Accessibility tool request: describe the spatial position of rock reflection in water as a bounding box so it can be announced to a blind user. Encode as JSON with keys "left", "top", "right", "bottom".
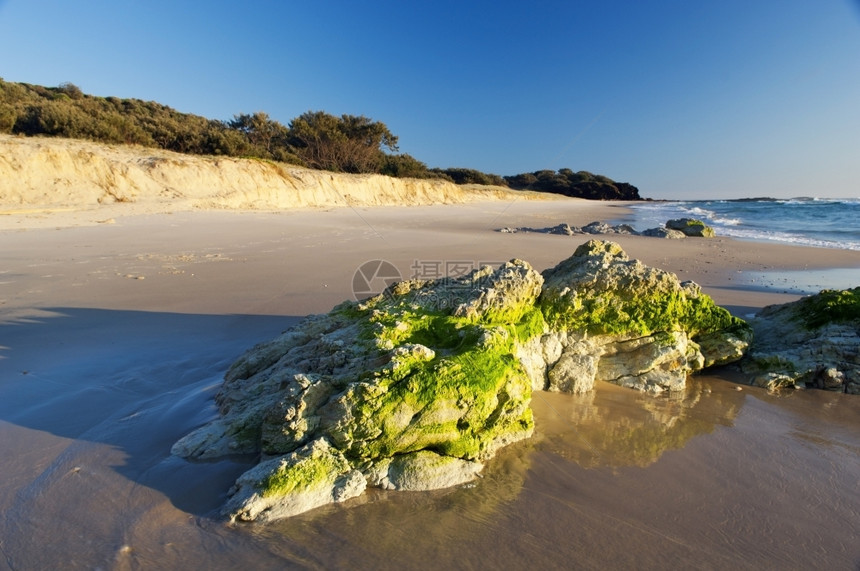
{"left": 532, "top": 375, "right": 745, "bottom": 468}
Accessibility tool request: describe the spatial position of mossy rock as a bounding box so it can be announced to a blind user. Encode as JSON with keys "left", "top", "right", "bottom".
{"left": 742, "top": 288, "right": 860, "bottom": 391}
{"left": 224, "top": 438, "right": 367, "bottom": 522}
{"left": 176, "top": 259, "right": 543, "bottom": 521}
{"left": 540, "top": 239, "right": 745, "bottom": 338}
{"left": 173, "top": 241, "right": 751, "bottom": 521}
{"left": 538, "top": 240, "right": 750, "bottom": 393}
{"left": 666, "top": 218, "right": 715, "bottom": 237}
{"left": 791, "top": 287, "right": 860, "bottom": 329}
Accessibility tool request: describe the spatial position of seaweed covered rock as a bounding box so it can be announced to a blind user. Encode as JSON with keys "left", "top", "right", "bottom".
{"left": 173, "top": 259, "right": 543, "bottom": 521}
{"left": 224, "top": 438, "right": 366, "bottom": 523}
{"left": 536, "top": 240, "right": 751, "bottom": 394}
{"left": 666, "top": 218, "right": 715, "bottom": 238}
{"left": 172, "top": 240, "right": 750, "bottom": 521}
{"left": 742, "top": 288, "right": 860, "bottom": 393}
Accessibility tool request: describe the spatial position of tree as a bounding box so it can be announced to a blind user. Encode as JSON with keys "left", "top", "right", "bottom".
{"left": 57, "top": 82, "right": 84, "bottom": 100}
{"left": 504, "top": 173, "right": 538, "bottom": 188}
{"left": 430, "top": 167, "right": 507, "bottom": 186}
{"left": 227, "top": 111, "right": 288, "bottom": 156}
{"left": 288, "top": 111, "right": 398, "bottom": 173}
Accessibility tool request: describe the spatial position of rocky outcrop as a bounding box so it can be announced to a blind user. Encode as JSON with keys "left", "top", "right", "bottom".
{"left": 499, "top": 221, "right": 638, "bottom": 236}
{"left": 173, "top": 259, "right": 543, "bottom": 521}
{"left": 742, "top": 288, "right": 860, "bottom": 393}
{"left": 666, "top": 218, "right": 716, "bottom": 237}
{"left": 535, "top": 240, "right": 751, "bottom": 394}
{"left": 172, "top": 240, "right": 749, "bottom": 521}
{"left": 498, "top": 219, "right": 713, "bottom": 239}
{"left": 639, "top": 227, "right": 687, "bottom": 239}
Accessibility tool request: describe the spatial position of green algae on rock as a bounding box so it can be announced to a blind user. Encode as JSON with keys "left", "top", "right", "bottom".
{"left": 665, "top": 218, "right": 716, "bottom": 238}
{"left": 172, "top": 240, "right": 750, "bottom": 521}
{"left": 225, "top": 438, "right": 366, "bottom": 522}
{"left": 537, "top": 240, "right": 751, "bottom": 394}
{"left": 742, "top": 288, "right": 860, "bottom": 393}
{"left": 173, "top": 259, "right": 543, "bottom": 521}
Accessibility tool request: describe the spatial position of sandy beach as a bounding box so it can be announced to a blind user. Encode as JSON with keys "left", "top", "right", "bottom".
{"left": 2, "top": 199, "right": 860, "bottom": 569}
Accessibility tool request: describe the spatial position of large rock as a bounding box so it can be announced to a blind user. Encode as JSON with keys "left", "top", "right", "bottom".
{"left": 173, "top": 259, "right": 543, "bottom": 521}
{"left": 172, "top": 240, "right": 750, "bottom": 521}
{"left": 535, "top": 240, "right": 751, "bottom": 394}
{"left": 741, "top": 288, "right": 860, "bottom": 393}
{"left": 666, "top": 218, "right": 715, "bottom": 238}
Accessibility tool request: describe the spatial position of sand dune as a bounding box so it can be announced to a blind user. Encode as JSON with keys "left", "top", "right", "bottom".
{"left": 0, "top": 134, "right": 545, "bottom": 217}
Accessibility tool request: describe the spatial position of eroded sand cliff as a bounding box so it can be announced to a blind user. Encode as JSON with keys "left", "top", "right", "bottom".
{"left": 0, "top": 134, "right": 538, "bottom": 213}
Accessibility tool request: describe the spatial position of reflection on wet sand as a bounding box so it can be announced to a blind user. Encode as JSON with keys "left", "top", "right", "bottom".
{"left": 533, "top": 376, "right": 745, "bottom": 468}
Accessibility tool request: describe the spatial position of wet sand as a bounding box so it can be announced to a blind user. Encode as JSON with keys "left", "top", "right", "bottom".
{"left": 1, "top": 201, "right": 859, "bottom": 569}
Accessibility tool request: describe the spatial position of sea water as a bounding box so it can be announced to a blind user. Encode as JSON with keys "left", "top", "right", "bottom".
{"left": 628, "top": 197, "right": 860, "bottom": 251}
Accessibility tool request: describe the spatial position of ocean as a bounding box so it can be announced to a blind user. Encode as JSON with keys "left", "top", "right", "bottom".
{"left": 627, "top": 197, "right": 860, "bottom": 251}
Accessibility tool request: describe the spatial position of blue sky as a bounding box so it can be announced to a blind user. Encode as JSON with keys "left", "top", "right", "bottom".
{"left": 1, "top": 0, "right": 858, "bottom": 199}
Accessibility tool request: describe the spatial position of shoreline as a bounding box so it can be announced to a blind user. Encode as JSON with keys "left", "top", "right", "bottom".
{"left": 3, "top": 200, "right": 860, "bottom": 317}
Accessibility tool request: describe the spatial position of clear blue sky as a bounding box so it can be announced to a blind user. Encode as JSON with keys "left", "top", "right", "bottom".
{"left": 1, "top": 0, "right": 858, "bottom": 199}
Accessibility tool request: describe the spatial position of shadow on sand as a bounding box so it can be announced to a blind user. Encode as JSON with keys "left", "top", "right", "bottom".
{"left": 0, "top": 307, "right": 299, "bottom": 517}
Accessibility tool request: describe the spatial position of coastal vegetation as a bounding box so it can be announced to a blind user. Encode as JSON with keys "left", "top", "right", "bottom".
{"left": 0, "top": 78, "right": 640, "bottom": 200}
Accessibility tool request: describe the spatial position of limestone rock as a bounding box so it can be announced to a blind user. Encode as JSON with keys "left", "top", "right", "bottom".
{"left": 365, "top": 450, "right": 484, "bottom": 491}
{"left": 741, "top": 288, "right": 860, "bottom": 393}
{"left": 497, "top": 221, "right": 640, "bottom": 237}
{"left": 224, "top": 438, "right": 366, "bottom": 522}
{"left": 174, "top": 259, "right": 543, "bottom": 520}
{"left": 537, "top": 240, "right": 750, "bottom": 394}
{"left": 173, "top": 240, "right": 750, "bottom": 521}
{"left": 580, "top": 220, "right": 637, "bottom": 235}
{"left": 496, "top": 220, "right": 710, "bottom": 239}
{"left": 640, "top": 227, "right": 686, "bottom": 239}
{"left": 666, "top": 218, "right": 715, "bottom": 238}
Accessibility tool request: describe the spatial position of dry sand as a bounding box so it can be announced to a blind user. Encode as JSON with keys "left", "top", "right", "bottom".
{"left": 2, "top": 198, "right": 859, "bottom": 568}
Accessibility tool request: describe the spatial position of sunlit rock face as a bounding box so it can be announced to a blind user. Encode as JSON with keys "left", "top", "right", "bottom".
{"left": 536, "top": 240, "right": 750, "bottom": 394}
{"left": 173, "top": 259, "right": 543, "bottom": 521}
{"left": 172, "top": 240, "right": 750, "bottom": 521}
